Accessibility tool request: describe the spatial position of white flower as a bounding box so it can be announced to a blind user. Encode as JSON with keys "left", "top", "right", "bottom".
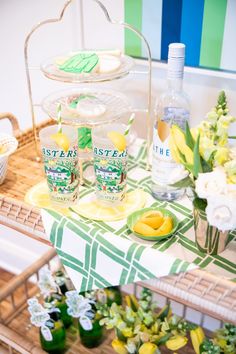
{"left": 27, "top": 298, "right": 50, "bottom": 327}
{"left": 195, "top": 168, "right": 228, "bottom": 199}
{"left": 65, "top": 290, "right": 92, "bottom": 318}
{"left": 206, "top": 194, "right": 236, "bottom": 231}
{"left": 38, "top": 267, "right": 58, "bottom": 297}
{"left": 168, "top": 165, "right": 189, "bottom": 185}
{"left": 125, "top": 340, "right": 137, "bottom": 354}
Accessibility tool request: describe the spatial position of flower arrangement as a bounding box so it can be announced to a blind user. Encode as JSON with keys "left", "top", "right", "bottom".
{"left": 97, "top": 287, "right": 204, "bottom": 353}
{"left": 168, "top": 91, "right": 236, "bottom": 253}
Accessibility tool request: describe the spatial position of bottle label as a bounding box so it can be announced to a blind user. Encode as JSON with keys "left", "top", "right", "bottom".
{"left": 152, "top": 128, "right": 176, "bottom": 185}
{"left": 41, "top": 325, "right": 53, "bottom": 341}
{"left": 80, "top": 316, "right": 93, "bottom": 331}
{"left": 152, "top": 107, "right": 189, "bottom": 185}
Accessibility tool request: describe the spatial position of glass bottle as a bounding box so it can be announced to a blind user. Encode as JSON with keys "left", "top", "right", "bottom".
{"left": 39, "top": 308, "right": 66, "bottom": 354}
{"left": 77, "top": 294, "right": 104, "bottom": 349}
{"left": 45, "top": 292, "right": 72, "bottom": 329}
{"left": 152, "top": 43, "right": 190, "bottom": 201}
{"left": 78, "top": 313, "right": 104, "bottom": 348}
{"left": 54, "top": 270, "right": 73, "bottom": 328}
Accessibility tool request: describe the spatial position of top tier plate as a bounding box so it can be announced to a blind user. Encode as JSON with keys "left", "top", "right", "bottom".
{"left": 40, "top": 51, "right": 135, "bottom": 83}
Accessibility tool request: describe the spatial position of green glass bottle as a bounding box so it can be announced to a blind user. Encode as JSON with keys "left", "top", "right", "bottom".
{"left": 39, "top": 309, "right": 66, "bottom": 354}
{"left": 48, "top": 271, "right": 72, "bottom": 328}
{"left": 78, "top": 313, "right": 104, "bottom": 348}
{"left": 105, "top": 286, "right": 122, "bottom": 306}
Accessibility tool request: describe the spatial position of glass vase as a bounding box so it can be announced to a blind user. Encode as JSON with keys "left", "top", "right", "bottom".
{"left": 193, "top": 207, "right": 229, "bottom": 255}
{"left": 78, "top": 317, "right": 104, "bottom": 348}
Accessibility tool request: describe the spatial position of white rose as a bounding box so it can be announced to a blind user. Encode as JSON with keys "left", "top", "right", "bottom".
{"left": 206, "top": 194, "right": 236, "bottom": 231}
{"left": 195, "top": 168, "right": 227, "bottom": 199}
{"left": 168, "top": 165, "right": 189, "bottom": 185}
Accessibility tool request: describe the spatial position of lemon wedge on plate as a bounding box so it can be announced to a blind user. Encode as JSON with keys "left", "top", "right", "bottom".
{"left": 25, "top": 180, "right": 71, "bottom": 216}
{"left": 154, "top": 216, "right": 173, "bottom": 235}
{"left": 107, "top": 131, "right": 126, "bottom": 152}
{"left": 140, "top": 210, "right": 164, "bottom": 229}
{"left": 71, "top": 189, "right": 147, "bottom": 221}
{"left": 51, "top": 132, "right": 70, "bottom": 152}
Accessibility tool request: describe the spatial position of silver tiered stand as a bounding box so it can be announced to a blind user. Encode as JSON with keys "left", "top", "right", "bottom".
{"left": 24, "top": 0, "right": 152, "bottom": 182}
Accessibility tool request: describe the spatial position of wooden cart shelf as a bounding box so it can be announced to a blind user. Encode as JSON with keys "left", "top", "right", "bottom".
{"left": 0, "top": 117, "right": 235, "bottom": 327}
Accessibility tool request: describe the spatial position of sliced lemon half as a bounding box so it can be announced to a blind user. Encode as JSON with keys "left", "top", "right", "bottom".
{"left": 107, "top": 131, "right": 126, "bottom": 152}
{"left": 50, "top": 132, "right": 70, "bottom": 152}
{"left": 71, "top": 189, "right": 147, "bottom": 221}
{"left": 25, "top": 180, "right": 71, "bottom": 216}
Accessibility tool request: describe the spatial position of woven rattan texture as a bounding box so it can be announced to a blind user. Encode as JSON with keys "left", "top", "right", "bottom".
{"left": 1, "top": 141, "right": 44, "bottom": 200}
{"left": 0, "top": 121, "right": 49, "bottom": 240}
{"left": 140, "top": 268, "right": 236, "bottom": 324}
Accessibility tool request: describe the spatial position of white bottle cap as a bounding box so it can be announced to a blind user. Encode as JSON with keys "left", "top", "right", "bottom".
{"left": 167, "top": 43, "right": 185, "bottom": 80}
{"left": 168, "top": 43, "right": 185, "bottom": 58}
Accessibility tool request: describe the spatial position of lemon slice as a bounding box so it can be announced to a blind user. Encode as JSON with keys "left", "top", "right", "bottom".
{"left": 140, "top": 211, "right": 164, "bottom": 229}
{"left": 50, "top": 132, "right": 70, "bottom": 152}
{"left": 25, "top": 180, "right": 71, "bottom": 216}
{"left": 107, "top": 131, "right": 126, "bottom": 152}
{"left": 155, "top": 216, "right": 173, "bottom": 235}
{"left": 71, "top": 189, "right": 147, "bottom": 221}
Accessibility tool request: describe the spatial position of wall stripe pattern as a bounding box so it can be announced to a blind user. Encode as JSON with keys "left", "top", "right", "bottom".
{"left": 124, "top": 0, "right": 236, "bottom": 72}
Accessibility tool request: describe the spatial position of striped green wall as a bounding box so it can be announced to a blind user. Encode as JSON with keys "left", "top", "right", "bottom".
{"left": 124, "top": 0, "right": 236, "bottom": 72}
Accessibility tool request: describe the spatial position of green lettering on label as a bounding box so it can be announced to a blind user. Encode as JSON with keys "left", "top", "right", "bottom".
{"left": 59, "top": 150, "right": 66, "bottom": 158}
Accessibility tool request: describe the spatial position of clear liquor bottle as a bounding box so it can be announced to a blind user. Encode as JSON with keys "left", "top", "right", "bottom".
{"left": 152, "top": 43, "right": 190, "bottom": 201}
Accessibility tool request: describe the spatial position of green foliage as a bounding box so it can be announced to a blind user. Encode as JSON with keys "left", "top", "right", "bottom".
{"left": 216, "top": 90, "right": 227, "bottom": 114}
{"left": 185, "top": 121, "right": 195, "bottom": 150}
{"left": 200, "top": 339, "right": 221, "bottom": 354}
{"left": 193, "top": 198, "right": 207, "bottom": 212}
{"left": 214, "top": 323, "right": 236, "bottom": 354}
{"left": 171, "top": 176, "right": 194, "bottom": 189}
{"left": 193, "top": 134, "right": 203, "bottom": 177}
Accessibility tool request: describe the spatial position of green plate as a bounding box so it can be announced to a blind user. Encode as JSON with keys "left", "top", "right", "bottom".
{"left": 127, "top": 207, "right": 179, "bottom": 241}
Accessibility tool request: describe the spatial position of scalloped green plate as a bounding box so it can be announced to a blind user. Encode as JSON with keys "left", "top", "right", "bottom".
{"left": 127, "top": 207, "right": 179, "bottom": 241}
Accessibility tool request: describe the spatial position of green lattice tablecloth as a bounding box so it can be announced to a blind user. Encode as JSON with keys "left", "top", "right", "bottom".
{"left": 41, "top": 139, "right": 236, "bottom": 292}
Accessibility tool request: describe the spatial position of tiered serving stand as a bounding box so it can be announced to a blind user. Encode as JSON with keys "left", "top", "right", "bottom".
{"left": 24, "top": 0, "right": 152, "bottom": 170}
{"left": 0, "top": 0, "right": 235, "bottom": 352}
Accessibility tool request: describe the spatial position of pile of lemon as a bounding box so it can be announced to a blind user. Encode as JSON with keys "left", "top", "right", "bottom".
{"left": 133, "top": 210, "right": 173, "bottom": 237}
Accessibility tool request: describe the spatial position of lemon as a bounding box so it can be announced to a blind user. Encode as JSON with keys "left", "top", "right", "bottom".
{"left": 107, "top": 131, "right": 126, "bottom": 152}
{"left": 0, "top": 144, "right": 7, "bottom": 155}
{"left": 133, "top": 221, "right": 157, "bottom": 236}
{"left": 155, "top": 216, "right": 173, "bottom": 236}
{"left": 71, "top": 189, "right": 147, "bottom": 221}
{"left": 25, "top": 180, "right": 70, "bottom": 216}
{"left": 133, "top": 215, "right": 173, "bottom": 237}
{"left": 50, "top": 132, "right": 70, "bottom": 152}
{"left": 140, "top": 210, "right": 164, "bottom": 229}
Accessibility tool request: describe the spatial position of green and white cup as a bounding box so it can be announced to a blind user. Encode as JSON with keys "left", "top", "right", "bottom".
{"left": 39, "top": 125, "right": 79, "bottom": 206}
{"left": 92, "top": 123, "right": 128, "bottom": 206}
